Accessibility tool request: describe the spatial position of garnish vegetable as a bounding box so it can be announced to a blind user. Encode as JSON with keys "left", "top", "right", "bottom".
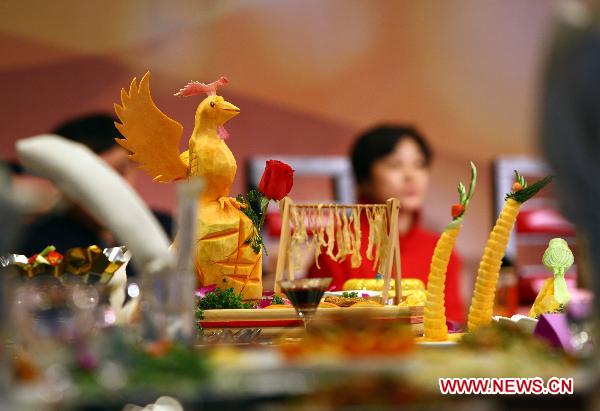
{"left": 196, "top": 287, "right": 253, "bottom": 320}
{"left": 529, "top": 238, "right": 574, "bottom": 318}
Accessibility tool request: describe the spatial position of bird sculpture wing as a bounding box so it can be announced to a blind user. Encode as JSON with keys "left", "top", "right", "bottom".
{"left": 114, "top": 71, "right": 189, "bottom": 182}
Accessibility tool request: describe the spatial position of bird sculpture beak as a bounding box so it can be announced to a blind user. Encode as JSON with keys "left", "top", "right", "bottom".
{"left": 219, "top": 100, "right": 240, "bottom": 115}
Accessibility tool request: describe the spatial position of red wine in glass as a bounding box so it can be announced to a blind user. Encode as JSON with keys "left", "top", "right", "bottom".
{"left": 279, "top": 278, "right": 332, "bottom": 328}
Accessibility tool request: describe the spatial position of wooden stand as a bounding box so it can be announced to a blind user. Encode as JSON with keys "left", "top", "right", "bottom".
{"left": 274, "top": 197, "right": 403, "bottom": 304}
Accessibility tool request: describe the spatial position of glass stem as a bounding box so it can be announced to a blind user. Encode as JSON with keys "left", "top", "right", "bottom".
{"left": 168, "top": 178, "right": 204, "bottom": 345}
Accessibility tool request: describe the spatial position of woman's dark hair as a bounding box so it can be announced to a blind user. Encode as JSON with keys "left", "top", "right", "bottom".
{"left": 52, "top": 113, "right": 120, "bottom": 154}
{"left": 350, "top": 125, "right": 433, "bottom": 185}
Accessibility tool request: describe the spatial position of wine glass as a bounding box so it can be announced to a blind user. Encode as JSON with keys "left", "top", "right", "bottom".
{"left": 278, "top": 278, "right": 332, "bottom": 329}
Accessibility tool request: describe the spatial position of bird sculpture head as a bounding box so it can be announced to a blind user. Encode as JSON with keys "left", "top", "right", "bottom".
{"left": 175, "top": 76, "right": 240, "bottom": 139}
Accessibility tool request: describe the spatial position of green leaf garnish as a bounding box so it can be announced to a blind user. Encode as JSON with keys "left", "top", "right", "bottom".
{"left": 237, "top": 189, "right": 268, "bottom": 255}
{"left": 506, "top": 174, "right": 552, "bottom": 203}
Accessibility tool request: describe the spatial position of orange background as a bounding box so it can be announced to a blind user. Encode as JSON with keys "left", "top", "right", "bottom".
{"left": 0, "top": 0, "right": 563, "bottom": 298}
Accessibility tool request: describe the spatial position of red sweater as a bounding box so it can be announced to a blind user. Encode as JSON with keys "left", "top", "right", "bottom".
{"left": 308, "top": 215, "right": 464, "bottom": 323}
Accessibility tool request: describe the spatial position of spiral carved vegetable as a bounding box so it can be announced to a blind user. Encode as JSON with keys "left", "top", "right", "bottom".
{"left": 424, "top": 162, "right": 477, "bottom": 341}
{"left": 467, "top": 172, "right": 552, "bottom": 331}
{"left": 529, "top": 238, "right": 574, "bottom": 318}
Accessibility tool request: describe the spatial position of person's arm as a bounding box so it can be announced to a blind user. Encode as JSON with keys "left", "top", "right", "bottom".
{"left": 444, "top": 251, "right": 464, "bottom": 324}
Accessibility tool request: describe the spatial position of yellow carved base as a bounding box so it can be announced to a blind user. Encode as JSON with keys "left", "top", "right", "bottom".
{"left": 195, "top": 200, "right": 263, "bottom": 300}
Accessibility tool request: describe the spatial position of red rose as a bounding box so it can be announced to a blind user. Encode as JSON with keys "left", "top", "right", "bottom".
{"left": 258, "top": 160, "right": 294, "bottom": 200}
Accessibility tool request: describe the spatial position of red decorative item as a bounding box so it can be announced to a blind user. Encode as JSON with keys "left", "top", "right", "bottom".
{"left": 451, "top": 204, "right": 465, "bottom": 218}
{"left": 511, "top": 182, "right": 523, "bottom": 192}
{"left": 258, "top": 160, "right": 294, "bottom": 201}
{"left": 174, "top": 76, "right": 229, "bottom": 97}
{"left": 46, "top": 251, "right": 64, "bottom": 266}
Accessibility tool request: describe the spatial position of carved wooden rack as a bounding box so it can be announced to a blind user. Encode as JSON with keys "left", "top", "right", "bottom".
{"left": 273, "top": 197, "right": 402, "bottom": 304}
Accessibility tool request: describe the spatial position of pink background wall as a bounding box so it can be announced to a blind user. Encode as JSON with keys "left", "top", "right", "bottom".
{"left": 1, "top": 0, "right": 563, "bottom": 299}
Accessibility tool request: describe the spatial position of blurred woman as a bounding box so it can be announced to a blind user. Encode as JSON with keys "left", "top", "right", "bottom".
{"left": 308, "top": 125, "right": 464, "bottom": 323}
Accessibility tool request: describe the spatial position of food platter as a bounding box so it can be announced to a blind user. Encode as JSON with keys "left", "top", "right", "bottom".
{"left": 200, "top": 305, "right": 424, "bottom": 337}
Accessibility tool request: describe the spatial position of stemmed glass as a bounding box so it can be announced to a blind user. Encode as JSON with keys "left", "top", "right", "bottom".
{"left": 278, "top": 278, "right": 332, "bottom": 329}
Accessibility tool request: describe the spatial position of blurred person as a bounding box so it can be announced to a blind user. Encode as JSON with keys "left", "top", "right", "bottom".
{"left": 0, "top": 163, "right": 20, "bottom": 400}
{"left": 17, "top": 113, "right": 173, "bottom": 256}
{"left": 308, "top": 125, "right": 463, "bottom": 323}
{"left": 9, "top": 159, "right": 66, "bottom": 218}
{"left": 541, "top": 2, "right": 600, "bottom": 303}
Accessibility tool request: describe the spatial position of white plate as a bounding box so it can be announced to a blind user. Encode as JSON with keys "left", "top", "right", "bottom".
{"left": 492, "top": 314, "right": 538, "bottom": 334}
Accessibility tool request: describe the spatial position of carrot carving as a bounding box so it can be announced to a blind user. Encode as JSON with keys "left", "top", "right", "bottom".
{"left": 467, "top": 171, "right": 552, "bottom": 331}
{"left": 424, "top": 162, "right": 477, "bottom": 341}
